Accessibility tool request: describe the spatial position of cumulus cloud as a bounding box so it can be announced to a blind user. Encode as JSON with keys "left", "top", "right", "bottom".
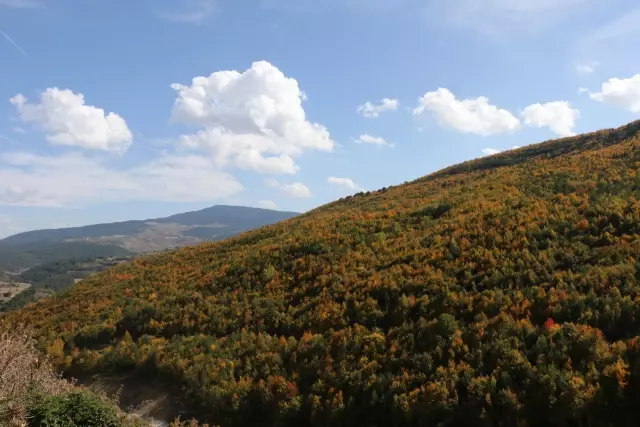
{"left": 0, "top": 152, "right": 242, "bottom": 207}
{"left": 171, "top": 61, "right": 334, "bottom": 175}
{"left": 327, "top": 176, "right": 362, "bottom": 191}
{"left": 266, "top": 179, "right": 311, "bottom": 198}
{"left": 522, "top": 101, "right": 580, "bottom": 137}
{"left": 353, "top": 133, "right": 393, "bottom": 147}
{"left": 10, "top": 88, "right": 133, "bottom": 154}
{"left": 413, "top": 88, "right": 521, "bottom": 136}
{"left": 587, "top": 74, "right": 640, "bottom": 113}
{"left": 256, "top": 200, "right": 277, "bottom": 209}
{"left": 356, "top": 98, "right": 399, "bottom": 118}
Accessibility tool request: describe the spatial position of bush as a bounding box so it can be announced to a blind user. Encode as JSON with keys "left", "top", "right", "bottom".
{"left": 0, "top": 327, "right": 146, "bottom": 427}
{"left": 28, "top": 391, "right": 121, "bottom": 427}
{"left": 0, "top": 329, "right": 72, "bottom": 426}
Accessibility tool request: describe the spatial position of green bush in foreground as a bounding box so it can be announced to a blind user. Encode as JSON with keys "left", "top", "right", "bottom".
{"left": 28, "top": 391, "right": 121, "bottom": 427}
{"left": 0, "top": 328, "right": 151, "bottom": 427}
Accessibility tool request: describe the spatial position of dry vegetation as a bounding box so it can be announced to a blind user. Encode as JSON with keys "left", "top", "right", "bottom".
{"left": 0, "top": 328, "right": 72, "bottom": 425}
{"left": 0, "top": 326, "right": 209, "bottom": 426}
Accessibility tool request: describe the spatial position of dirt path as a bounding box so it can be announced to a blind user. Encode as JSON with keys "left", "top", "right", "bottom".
{"left": 76, "top": 373, "right": 202, "bottom": 426}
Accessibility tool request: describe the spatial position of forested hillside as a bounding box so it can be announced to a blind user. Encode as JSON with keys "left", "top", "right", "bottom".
{"left": 7, "top": 120, "right": 640, "bottom": 427}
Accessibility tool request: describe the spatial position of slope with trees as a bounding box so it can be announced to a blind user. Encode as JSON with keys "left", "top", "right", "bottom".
{"left": 6, "top": 120, "right": 640, "bottom": 427}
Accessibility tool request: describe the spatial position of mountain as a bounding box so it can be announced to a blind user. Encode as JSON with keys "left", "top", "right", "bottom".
{"left": 0, "top": 205, "right": 300, "bottom": 254}
{"left": 7, "top": 121, "right": 640, "bottom": 426}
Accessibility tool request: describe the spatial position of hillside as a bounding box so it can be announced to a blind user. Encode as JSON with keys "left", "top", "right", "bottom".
{"left": 0, "top": 205, "right": 300, "bottom": 255}
{"left": 0, "top": 256, "right": 133, "bottom": 313}
{"left": 8, "top": 120, "right": 640, "bottom": 426}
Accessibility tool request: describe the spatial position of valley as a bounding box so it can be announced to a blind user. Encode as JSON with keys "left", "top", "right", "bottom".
{"left": 0, "top": 206, "right": 299, "bottom": 312}
{"left": 0, "top": 280, "right": 30, "bottom": 303}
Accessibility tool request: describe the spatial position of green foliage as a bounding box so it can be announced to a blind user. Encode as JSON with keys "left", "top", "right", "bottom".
{"left": 7, "top": 120, "right": 640, "bottom": 426}
{"left": 28, "top": 391, "right": 121, "bottom": 427}
{"left": 0, "top": 257, "right": 131, "bottom": 312}
{"left": 411, "top": 202, "right": 454, "bottom": 219}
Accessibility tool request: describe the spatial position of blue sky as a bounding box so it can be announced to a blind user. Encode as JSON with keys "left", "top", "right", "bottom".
{"left": 1, "top": 0, "right": 639, "bottom": 237}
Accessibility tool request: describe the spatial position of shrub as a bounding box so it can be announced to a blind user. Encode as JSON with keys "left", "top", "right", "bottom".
{"left": 28, "top": 391, "right": 121, "bottom": 427}
{"left": 0, "top": 326, "right": 147, "bottom": 427}
{"left": 0, "top": 329, "right": 72, "bottom": 426}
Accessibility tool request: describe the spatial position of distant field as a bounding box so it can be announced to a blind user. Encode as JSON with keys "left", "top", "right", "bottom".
{"left": 0, "top": 281, "right": 31, "bottom": 303}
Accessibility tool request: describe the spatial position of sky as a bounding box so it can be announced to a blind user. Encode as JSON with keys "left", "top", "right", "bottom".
{"left": 0, "top": 0, "right": 639, "bottom": 237}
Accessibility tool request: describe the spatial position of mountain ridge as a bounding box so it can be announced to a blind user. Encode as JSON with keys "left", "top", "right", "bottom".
{"left": 0, "top": 205, "right": 300, "bottom": 248}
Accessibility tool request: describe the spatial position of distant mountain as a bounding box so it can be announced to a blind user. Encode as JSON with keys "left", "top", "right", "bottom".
{"left": 0, "top": 241, "right": 133, "bottom": 272}
{"left": 0, "top": 205, "right": 299, "bottom": 268}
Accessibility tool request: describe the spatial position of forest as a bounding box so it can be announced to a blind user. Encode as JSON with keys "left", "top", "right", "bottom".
{"left": 5, "top": 120, "right": 640, "bottom": 427}
{"left": 0, "top": 256, "right": 132, "bottom": 312}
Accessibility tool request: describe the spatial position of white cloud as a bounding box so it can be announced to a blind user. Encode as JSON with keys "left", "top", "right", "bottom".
{"left": 266, "top": 179, "right": 311, "bottom": 198}
{"left": 522, "top": 101, "right": 580, "bottom": 137}
{"left": 353, "top": 133, "right": 393, "bottom": 147}
{"left": 256, "top": 200, "right": 277, "bottom": 209}
{"left": 576, "top": 61, "right": 599, "bottom": 74}
{"left": 481, "top": 145, "right": 522, "bottom": 156}
{"left": 0, "top": 152, "right": 242, "bottom": 207}
{"left": 10, "top": 88, "right": 133, "bottom": 154}
{"left": 356, "top": 98, "right": 399, "bottom": 118}
{"left": 413, "top": 88, "right": 521, "bottom": 136}
{"left": 587, "top": 74, "right": 640, "bottom": 113}
{"left": 281, "top": 182, "right": 311, "bottom": 198}
{"left": 156, "top": 0, "right": 217, "bottom": 25}
{"left": 327, "top": 176, "right": 362, "bottom": 191}
{"left": 172, "top": 61, "right": 334, "bottom": 175}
